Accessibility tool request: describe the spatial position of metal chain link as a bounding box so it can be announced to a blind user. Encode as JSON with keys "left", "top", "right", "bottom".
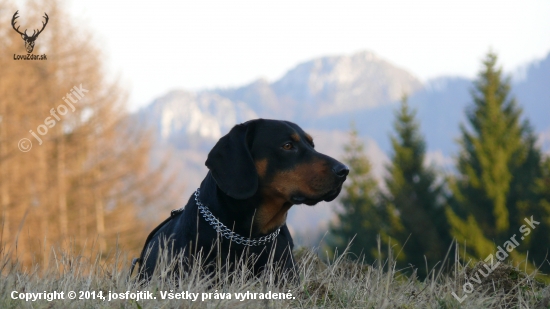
{"left": 174, "top": 188, "right": 280, "bottom": 246}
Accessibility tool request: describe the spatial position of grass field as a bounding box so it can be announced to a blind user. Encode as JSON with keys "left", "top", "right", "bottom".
{"left": 1, "top": 242, "right": 549, "bottom": 309}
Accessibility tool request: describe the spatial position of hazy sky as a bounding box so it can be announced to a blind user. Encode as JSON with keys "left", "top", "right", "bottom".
{"left": 18, "top": 0, "right": 550, "bottom": 110}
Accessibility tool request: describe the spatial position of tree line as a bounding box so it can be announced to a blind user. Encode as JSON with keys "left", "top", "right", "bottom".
{"left": 0, "top": 1, "right": 178, "bottom": 268}
{"left": 328, "top": 52, "right": 550, "bottom": 278}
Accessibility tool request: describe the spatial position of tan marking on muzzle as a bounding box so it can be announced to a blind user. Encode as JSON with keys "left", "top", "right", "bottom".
{"left": 255, "top": 158, "right": 333, "bottom": 234}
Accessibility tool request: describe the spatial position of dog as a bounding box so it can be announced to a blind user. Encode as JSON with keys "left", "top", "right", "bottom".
{"left": 134, "top": 119, "right": 348, "bottom": 281}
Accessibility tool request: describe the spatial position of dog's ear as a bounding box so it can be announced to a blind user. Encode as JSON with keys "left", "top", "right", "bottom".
{"left": 206, "top": 122, "right": 258, "bottom": 199}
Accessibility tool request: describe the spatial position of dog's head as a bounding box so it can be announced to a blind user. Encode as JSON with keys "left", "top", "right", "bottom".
{"left": 206, "top": 119, "right": 348, "bottom": 233}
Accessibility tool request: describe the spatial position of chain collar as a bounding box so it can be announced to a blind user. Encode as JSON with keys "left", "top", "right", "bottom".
{"left": 173, "top": 189, "right": 280, "bottom": 246}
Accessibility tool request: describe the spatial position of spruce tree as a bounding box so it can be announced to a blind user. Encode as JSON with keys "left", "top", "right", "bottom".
{"left": 447, "top": 52, "right": 544, "bottom": 264}
{"left": 529, "top": 157, "right": 550, "bottom": 271}
{"left": 382, "top": 97, "right": 450, "bottom": 277}
{"left": 327, "top": 125, "right": 383, "bottom": 261}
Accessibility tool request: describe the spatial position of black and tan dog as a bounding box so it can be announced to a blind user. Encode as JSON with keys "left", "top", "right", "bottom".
{"left": 135, "top": 119, "right": 348, "bottom": 280}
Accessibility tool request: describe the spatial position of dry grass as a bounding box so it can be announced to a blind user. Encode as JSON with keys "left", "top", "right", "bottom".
{"left": 0, "top": 240, "right": 549, "bottom": 309}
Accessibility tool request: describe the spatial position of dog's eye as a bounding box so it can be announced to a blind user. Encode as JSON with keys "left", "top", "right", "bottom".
{"left": 282, "top": 142, "right": 294, "bottom": 150}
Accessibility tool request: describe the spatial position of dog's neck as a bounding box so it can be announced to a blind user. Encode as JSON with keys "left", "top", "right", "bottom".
{"left": 199, "top": 172, "right": 276, "bottom": 238}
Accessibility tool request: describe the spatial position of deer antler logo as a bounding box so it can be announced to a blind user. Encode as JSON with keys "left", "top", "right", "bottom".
{"left": 11, "top": 10, "right": 49, "bottom": 54}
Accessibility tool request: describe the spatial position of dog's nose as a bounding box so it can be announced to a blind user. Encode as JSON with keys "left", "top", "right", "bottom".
{"left": 332, "top": 163, "right": 349, "bottom": 178}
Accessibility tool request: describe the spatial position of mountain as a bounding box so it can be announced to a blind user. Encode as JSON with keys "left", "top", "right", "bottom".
{"left": 136, "top": 50, "right": 550, "bottom": 236}
{"left": 408, "top": 77, "right": 471, "bottom": 157}
{"left": 514, "top": 53, "right": 550, "bottom": 150}
{"left": 138, "top": 89, "right": 258, "bottom": 150}
{"left": 214, "top": 51, "right": 422, "bottom": 123}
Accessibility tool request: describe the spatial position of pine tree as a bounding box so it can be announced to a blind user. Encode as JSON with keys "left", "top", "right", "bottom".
{"left": 529, "top": 157, "right": 550, "bottom": 271}
{"left": 382, "top": 96, "right": 450, "bottom": 277}
{"left": 447, "top": 52, "right": 544, "bottom": 264}
{"left": 327, "top": 125, "right": 383, "bottom": 261}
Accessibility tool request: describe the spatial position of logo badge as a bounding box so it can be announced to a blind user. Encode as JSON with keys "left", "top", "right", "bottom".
{"left": 11, "top": 10, "right": 49, "bottom": 54}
